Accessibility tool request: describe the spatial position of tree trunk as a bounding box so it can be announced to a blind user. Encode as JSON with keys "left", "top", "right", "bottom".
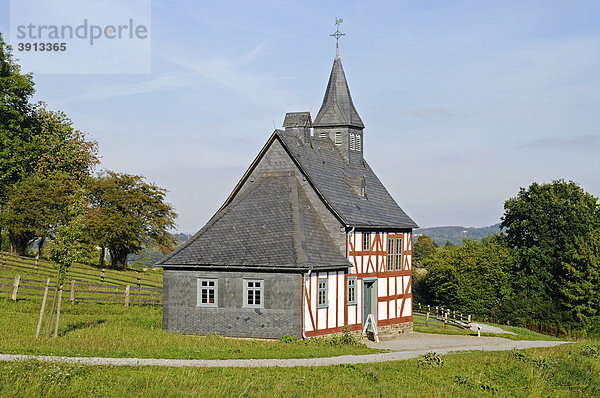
{"left": 44, "top": 272, "right": 60, "bottom": 337}
{"left": 109, "top": 247, "right": 128, "bottom": 269}
{"left": 37, "top": 237, "right": 46, "bottom": 259}
{"left": 99, "top": 246, "right": 105, "bottom": 267}
{"left": 8, "top": 230, "right": 29, "bottom": 256}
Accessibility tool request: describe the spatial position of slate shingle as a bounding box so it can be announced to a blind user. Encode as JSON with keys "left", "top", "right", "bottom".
{"left": 159, "top": 174, "right": 350, "bottom": 270}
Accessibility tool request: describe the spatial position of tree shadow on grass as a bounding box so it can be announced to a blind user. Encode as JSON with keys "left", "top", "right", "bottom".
{"left": 59, "top": 319, "right": 106, "bottom": 337}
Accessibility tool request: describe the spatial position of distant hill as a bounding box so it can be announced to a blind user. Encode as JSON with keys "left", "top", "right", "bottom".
{"left": 127, "top": 232, "right": 194, "bottom": 267}
{"left": 414, "top": 224, "right": 502, "bottom": 246}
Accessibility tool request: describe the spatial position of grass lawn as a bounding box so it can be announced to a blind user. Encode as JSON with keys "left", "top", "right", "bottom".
{"left": 1, "top": 342, "right": 599, "bottom": 397}
{"left": 413, "top": 314, "right": 561, "bottom": 341}
{"left": 0, "top": 298, "right": 376, "bottom": 360}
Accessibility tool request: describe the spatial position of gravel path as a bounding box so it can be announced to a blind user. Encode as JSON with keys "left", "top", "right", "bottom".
{"left": 0, "top": 333, "right": 568, "bottom": 368}
{"left": 469, "top": 322, "right": 516, "bottom": 334}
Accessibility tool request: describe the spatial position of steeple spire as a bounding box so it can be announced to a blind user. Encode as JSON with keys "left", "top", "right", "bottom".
{"left": 313, "top": 56, "right": 363, "bottom": 128}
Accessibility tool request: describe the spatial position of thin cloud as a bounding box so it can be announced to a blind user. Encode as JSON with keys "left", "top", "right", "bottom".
{"left": 403, "top": 106, "right": 461, "bottom": 118}
{"left": 519, "top": 134, "right": 600, "bottom": 150}
{"left": 60, "top": 75, "right": 190, "bottom": 103}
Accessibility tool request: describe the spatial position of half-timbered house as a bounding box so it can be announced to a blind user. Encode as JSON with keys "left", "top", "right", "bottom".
{"left": 159, "top": 45, "right": 418, "bottom": 339}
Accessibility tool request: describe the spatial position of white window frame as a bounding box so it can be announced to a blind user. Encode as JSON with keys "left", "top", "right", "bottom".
{"left": 347, "top": 276, "right": 357, "bottom": 305}
{"left": 387, "top": 237, "right": 394, "bottom": 271}
{"left": 395, "top": 237, "right": 403, "bottom": 270}
{"left": 356, "top": 134, "right": 362, "bottom": 151}
{"left": 363, "top": 232, "right": 371, "bottom": 251}
{"left": 349, "top": 133, "right": 356, "bottom": 150}
{"left": 317, "top": 279, "right": 328, "bottom": 308}
{"left": 319, "top": 131, "right": 328, "bottom": 139}
{"left": 243, "top": 279, "right": 264, "bottom": 308}
{"left": 335, "top": 131, "right": 342, "bottom": 146}
{"left": 197, "top": 278, "right": 218, "bottom": 307}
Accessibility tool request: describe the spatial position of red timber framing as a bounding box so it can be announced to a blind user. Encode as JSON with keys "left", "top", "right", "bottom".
{"left": 303, "top": 230, "right": 413, "bottom": 337}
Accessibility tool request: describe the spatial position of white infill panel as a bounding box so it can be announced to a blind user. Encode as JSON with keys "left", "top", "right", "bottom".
{"left": 304, "top": 277, "right": 313, "bottom": 332}
{"left": 356, "top": 278, "right": 362, "bottom": 325}
{"left": 378, "top": 277, "right": 387, "bottom": 297}
{"left": 397, "top": 276, "right": 403, "bottom": 294}
{"left": 403, "top": 297, "right": 412, "bottom": 317}
{"left": 311, "top": 274, "right": 318, "bottom": 329}
{"left": 348, "top": 303, "right": 357, "bottom": 325}
{"left": 328, "top": 272, "right": 336, "bottom": 328}
{"left": 337, "top": 272, "right": 344, "bottom": 327}
{"left": 403, "top": 276, "right": 410, "bottom": 295}
{"left": 389, "top": 276, "right": 395, "bottom": 296}
{"left": 378, "top": 301, "right": 387, "bottom": 320}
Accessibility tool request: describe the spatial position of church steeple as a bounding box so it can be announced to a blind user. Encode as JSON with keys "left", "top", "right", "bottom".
{"left": 313, "top": 19, "right": 365, "bottom": 164}
{"left": 313, "top": 49, "right": 364, "bottom": 129}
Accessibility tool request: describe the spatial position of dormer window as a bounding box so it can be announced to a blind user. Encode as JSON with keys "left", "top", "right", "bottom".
{"left": 335, "top": 132, "right": 342, "bottom": 146}
{"left": 360, "top": 176, "right": 367, "bottom": 199}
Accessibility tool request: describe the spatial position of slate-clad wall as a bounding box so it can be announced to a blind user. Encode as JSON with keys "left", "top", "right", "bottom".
{"left": 163, "top": 269, "right": 302, "bottom": 339}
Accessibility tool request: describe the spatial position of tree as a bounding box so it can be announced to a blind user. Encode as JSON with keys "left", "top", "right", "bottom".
{"left": 0, "top": 33, "right": 99, "bottom": 254}
{"left": 40, "top": 191, "right": 89, "bottom": 338}
{"left": 0, "top": 33, "right": 37, "bottom": 250}
{"left": 501, "top": 180, "right": 600, "bottom": 332}
{"left": 86, "top": 171, "right": 177, "bottom": 268}
{"left": 0, "top": 173, "right": 75, "bottom": 255}
{"left": 413, "top": 234, "right": 437, "bottom": 267}
{"left": 420, "top": 237, "right": 513, "bottom": 321}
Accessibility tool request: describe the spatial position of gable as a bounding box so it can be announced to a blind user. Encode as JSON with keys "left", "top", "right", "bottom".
{"left": 159, "top": 173, "right": 350, "bottom": 270}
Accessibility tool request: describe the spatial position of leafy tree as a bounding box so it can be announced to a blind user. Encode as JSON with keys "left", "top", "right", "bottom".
{"left": 31, "top": 102, "right": 99, "bottom": 181}
{"left": 0, "top": 33, "right": 37, "bottom": 250}
{"left": 0, "top": 173, "right": 76, "bottom": 255}
{"left": 420, "top": 237, "right": 513, "bottom": 321}
{"left": 500, "top": 180, "right": 600, "bottom": 331}
{"left": 86, "top": 171, "right": 177, "bottom": 268}
{"left": 413, "top": 234, "right": 437, "bottom": 267}
{"left": 0, "top": 34, "right": 99, "bottom": 253}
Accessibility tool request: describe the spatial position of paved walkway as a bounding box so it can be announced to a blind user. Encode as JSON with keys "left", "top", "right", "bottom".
{"left": 0, "top": 333, "right": 568, "bottom": 368}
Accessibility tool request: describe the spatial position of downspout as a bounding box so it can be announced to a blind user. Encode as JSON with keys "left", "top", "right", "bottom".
{"left": 302, "top": 269, "right": 311, "bottom": 340}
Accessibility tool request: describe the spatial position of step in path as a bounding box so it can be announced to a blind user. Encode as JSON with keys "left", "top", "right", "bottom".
{"left": 0, "top": 333, "right": 568, "bottom": 368}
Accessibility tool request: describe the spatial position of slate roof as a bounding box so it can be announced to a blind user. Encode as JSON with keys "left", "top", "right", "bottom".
{"left": 277, "top": 130, "right": 418, "bottom": 229}
{"left": 313, "top": 55, "right": 364, "bottom": 129}
{"left": 283, "top": 112, "right": 312, "bottom": 128}
{"left": 159, "top": 174, "right": 350, "bottom": 270}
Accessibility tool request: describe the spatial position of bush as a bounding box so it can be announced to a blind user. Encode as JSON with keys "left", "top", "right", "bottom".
{"left": 418, "top": 352, "right": 445, "bottom": 367}
{"left": 279, "top": 335, "right": 296, "bottom": 343}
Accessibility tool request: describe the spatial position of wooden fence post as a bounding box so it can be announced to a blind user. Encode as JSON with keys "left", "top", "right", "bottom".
{"left": 36, "top": 278, "right": 51, "bottom": 339}
{"left": 137, "top": 271, "right": 141, "bottom": 290}
{"left": 53, "top": 284, "right": 63, "bottom": 338}
{"left": 125, "top": 284, "right": 130, "bottom": 307}
{"left": 11, "top": 274, "right": 21, "bottom": 301}
{"left": 70, "top": 280, "right": 76, "bottom": 304}
{"left": 101, "top": 269, "right": 105, "bottom": 284}
{"left": 468, "top": 314, "right": 472, "bottom": 323}
{"left": 426, "top": 312, "right": 429, "bottom": 327}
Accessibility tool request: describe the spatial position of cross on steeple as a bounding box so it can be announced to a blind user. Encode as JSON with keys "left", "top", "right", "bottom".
{"left": 330, "top": 17, "right": 345, "bottom": 57}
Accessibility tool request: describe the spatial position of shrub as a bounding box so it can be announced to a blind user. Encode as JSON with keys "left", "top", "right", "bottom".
{"left": 418, "top": 352, "right": 445, "bottom": 367}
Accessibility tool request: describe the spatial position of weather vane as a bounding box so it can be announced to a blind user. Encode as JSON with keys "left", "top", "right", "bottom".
{"left": 330, "top": 17, "right": 345, "bottom": 45}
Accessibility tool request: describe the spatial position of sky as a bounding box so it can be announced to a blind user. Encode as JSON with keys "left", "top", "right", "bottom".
{"left": 1, "top": 0, "right": 599, "bottom": 233}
